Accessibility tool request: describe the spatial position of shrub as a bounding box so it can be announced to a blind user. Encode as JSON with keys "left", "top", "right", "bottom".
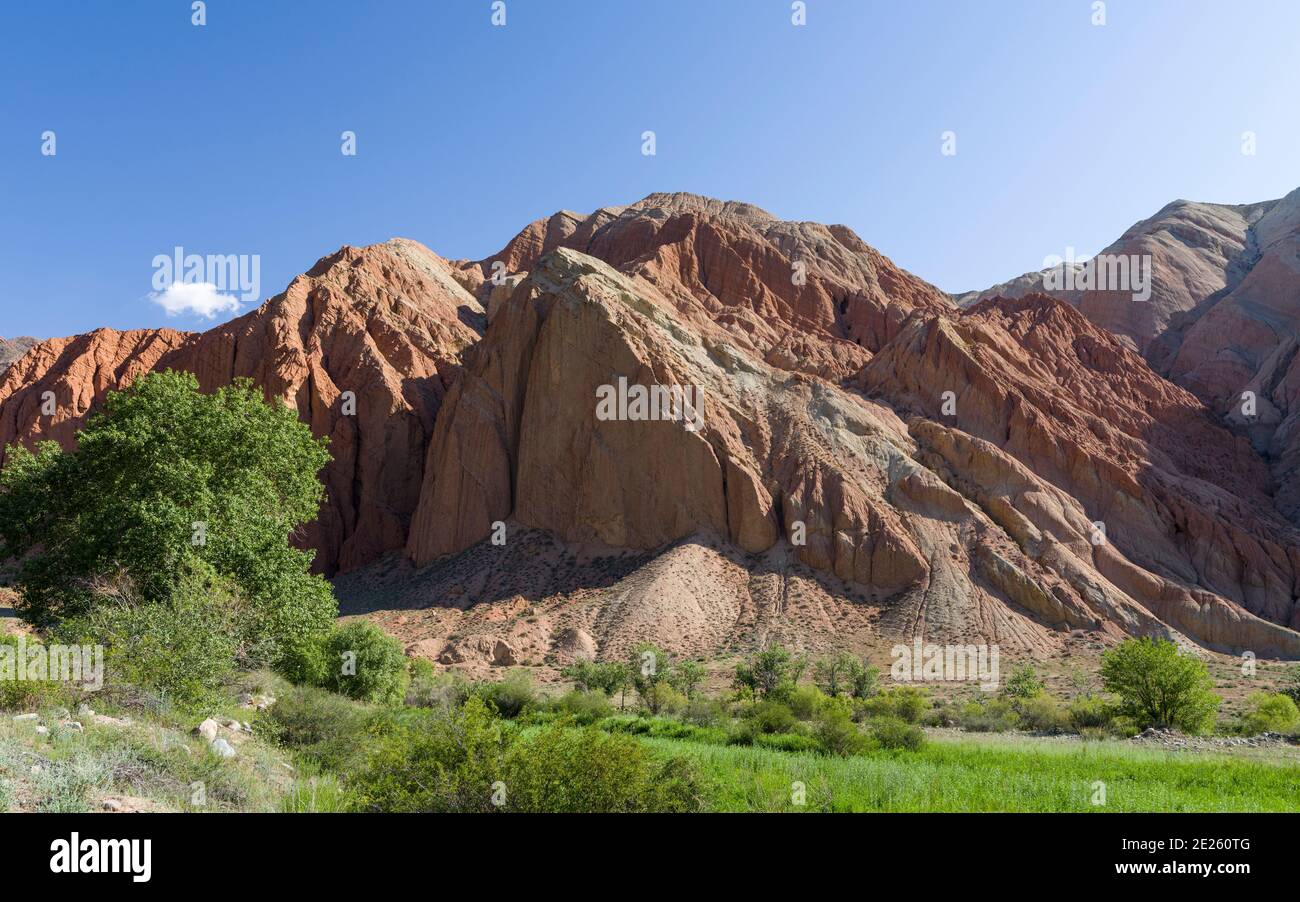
{"left": 318, "top": 621, "right": 409, "bottom": 705}
{"left": 756, "top": 732, "right": 823, "bottom": 753}
{"left": 1109, "top": 714, "right": 1140, "bottom": 738}
{"left": 1101, "top": 638, "right": 1220, "bottom": 733}
{"left": 0, "top": 634, "right": 68, "bottom": 711}
{"left": 410, "top": 665, "right": 473, "bottom": 712}
{"left": 849, "top": 663, "right": 880, "bottom": 700}
{"left": 560, "top": 659, "right": 596, "bottom": 690}
{"left": 477, "top": 669, "right": 536, "bottom": 719}
{"left": 262, "top": 684, "right": 375, "bottom": 773}
{"left": 747, "top": 699, "right": 799, "bottom": 734}
{"left": 406, "top": 662, "right": 472, "bottom": 711}
{"left": 349, "top": 695, "right": 509, "bottom": 813}
{"left": 1016, "top": 693, "right": 1070, "bottom": 733}
{"left": 57, "top": 564, "right": 240, "bottom": 711}
{"left": 788, "top": 683, "right": 828, "bottom": 719}
{"left": 815, "top": 698, "right": 870, "bottom": 755}
{"left": 682, "top": 695, "right": 726, "bottom": 728}
{"left": 277, "top": 632, "right": 331, "bottom": 687}
{"left": 351, "top": 697, "right": 702, "bottom": 812}
{"left": 921, "top": 700, "right": 954, "bottom": 728}
{"left": 953, "top": 697, "right": 1018, "bottom": 732}
{"left": 552, "top": 689, "right": 613, "bottom": 725}
{"left": 1280, "top": 665, "right": 1300, "bottom": 707}
{"left": 868, "top": 716, "right": 925, "bottom": 751}
{"left": 1241, "top": 691, "right": 1300, "bottom": 735}
{"left": 671, "top": 660, "right": 706, "bottom": 699}
{"left": 655, "top": 684, "right": 688, "bottom": 716}
{"left": 857, "top": 686, "right": 930, "bottom": 724}
{"left": 726, "top": 717, "right": 759, "bottom": 746}
{"left": 501, "top": 723, "right": 703, "bottom": 812}
{"left": 1002, "top": 664, "right": 1044, "bottom": 699}
{"left": 410, "top": 657, "right": 435, "bottom": 683}
{"left": 1067, "top": 694, "right": 1116, "bottom": 731}
{"left": 34, "top": 752, "right": 110, "bottom": 812}
{"left": 889, "top": 686, "right": 931, "bottom": 723}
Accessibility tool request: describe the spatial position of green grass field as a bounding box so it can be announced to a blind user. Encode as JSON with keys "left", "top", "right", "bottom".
{"left": 639, "top": 734, "right": 1300, "bottom": 812}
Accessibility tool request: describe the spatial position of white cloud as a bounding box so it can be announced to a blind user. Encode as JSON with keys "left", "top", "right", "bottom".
{"left": 148, "top": 281, "right": 242, "bottom": 319}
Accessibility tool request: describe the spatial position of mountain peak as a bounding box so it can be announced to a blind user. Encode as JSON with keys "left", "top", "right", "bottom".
{"left": 627, "top": 191, "right": 778, "bottom": 223}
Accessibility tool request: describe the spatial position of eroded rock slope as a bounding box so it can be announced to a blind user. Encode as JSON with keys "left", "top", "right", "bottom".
{"left": 5, "top": 192, "right": 1300, "bottom": 660}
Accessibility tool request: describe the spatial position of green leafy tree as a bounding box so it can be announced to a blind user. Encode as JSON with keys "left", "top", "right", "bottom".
{"left": 814, "top": 652, "right": 853, "bottom": 697}
{"left": 672, "top": 660, "right": 706, "bottom": 699}
{"left": 560, "top": 659, "right": 598, "bottom": 690}
{"left": 608, "top": 661, "right": 632, "bottom": 711}
{"left": 561, "top": 659, "right": 629, "bottom": 698}
{"left": 789, "top": 650, "right": 810, "bottom": 685}
{"left": 734, "top": 644, "right": 792, "bottom": 699}
{"left": 0, "top": 371, "right": 336, "bottom": 669}
{"left": 1002, "top": 664, "right": 1045, "bottom": 699}
{"left": 630, "top": 643, "right": 673, "bottom": 714}
{"left": 1100, "top": 638, "right": 1220, "bottom": 733}
{"left": 849, "top": 662, "right": 880, "bottom": 700}
{"left": 561, "top": 659, "right": 632, "bottom": 710}
{"left": 814, "top": 652, "right": 879, "bottom": 699}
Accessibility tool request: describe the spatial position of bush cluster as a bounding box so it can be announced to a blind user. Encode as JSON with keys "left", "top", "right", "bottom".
{"left": 345, "top": 696, "right": 704, "bottom": 813}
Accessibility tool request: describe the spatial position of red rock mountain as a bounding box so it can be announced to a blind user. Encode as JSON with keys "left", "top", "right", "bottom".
{"left": 0, "top": 337, "right": 38, "bottom": 372}
{"left": 0, "top": 240, "right": 483, "bottom": 575}
{"left": 4, "top": 192, "right": 1299, "bottom": 661}
{"left": 963, "top": 188, "right": 1300, "bottom": 534}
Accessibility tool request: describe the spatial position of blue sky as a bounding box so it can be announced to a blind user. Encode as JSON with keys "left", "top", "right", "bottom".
{"left": 2, "top": 0, "right": 1297, "bottom": 337}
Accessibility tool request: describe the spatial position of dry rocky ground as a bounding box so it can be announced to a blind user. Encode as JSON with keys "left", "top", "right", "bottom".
{"left": 334, "top": 533, "right": 1296, "bottom": 733}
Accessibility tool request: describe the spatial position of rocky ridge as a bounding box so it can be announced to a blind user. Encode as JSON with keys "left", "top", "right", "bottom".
{"left": 4, "top": 192, "right": 1300, "bottom": 662}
